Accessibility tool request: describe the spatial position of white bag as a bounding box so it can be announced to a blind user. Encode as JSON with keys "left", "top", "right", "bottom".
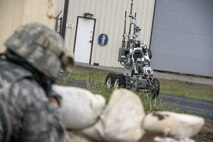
{"left": 83, "top": 89, "right": 145, "bottom": 142}
{"left": 66, "top": 131, "right": 93, "bottom": 142}
{"left": 142, "top": 111, "right": 205, "bottom": 137}
{"left": 53, "top": 85, "right": 106, "bottom": 130}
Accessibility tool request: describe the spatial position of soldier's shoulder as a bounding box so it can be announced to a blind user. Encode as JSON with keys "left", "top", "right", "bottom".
{"left": 0, "top": 61, "right": 33, "bottom": 80}
{"left": 16, "top": 78, "right": 41, "bottom": 90}
{"left": 13, "top": 78, "right": 48, "bottom": 102}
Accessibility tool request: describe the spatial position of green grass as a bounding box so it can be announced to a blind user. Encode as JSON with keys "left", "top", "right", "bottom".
{"left": 56, "top": 66, "right": 213, "bottom": 109}
{"left": 57, "top": 67, "right": 108, "bottom": 82}
{"left": 160, "top": 79, "right": 213, "bottom": 102}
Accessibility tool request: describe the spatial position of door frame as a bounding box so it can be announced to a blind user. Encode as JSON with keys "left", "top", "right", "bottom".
{"left": 149, "top": 0, "right": 157, "bottom": 50}
{"left": 73, "top": 16, "right": 96, "bottom": 64}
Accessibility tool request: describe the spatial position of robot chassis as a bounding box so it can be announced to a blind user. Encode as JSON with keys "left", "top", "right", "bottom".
{"left": 105, "top": 0, "right": 160, "bottom": 98}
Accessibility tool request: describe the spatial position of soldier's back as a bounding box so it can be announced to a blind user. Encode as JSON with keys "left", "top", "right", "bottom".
{"left": 0, "top": 60, "right": 51, "bottom": 142}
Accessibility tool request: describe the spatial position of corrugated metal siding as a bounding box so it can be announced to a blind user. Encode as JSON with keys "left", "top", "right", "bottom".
{"left": 151, "top": 0, "right": 213, "bottom": 77}
{"left": 64, "top": 0, "right": 155, "bottom": 67}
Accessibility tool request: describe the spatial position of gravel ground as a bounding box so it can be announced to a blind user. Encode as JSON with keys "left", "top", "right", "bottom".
{"left": 159, "top": 94, "right": 213, "bottom": 120}
{"left": 193, "top": 120, "right": 213, "bottom": 142}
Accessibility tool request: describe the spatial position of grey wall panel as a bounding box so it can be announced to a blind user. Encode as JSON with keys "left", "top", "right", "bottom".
{"left": 151, "top": 0, "right": 213, "bottom": 77}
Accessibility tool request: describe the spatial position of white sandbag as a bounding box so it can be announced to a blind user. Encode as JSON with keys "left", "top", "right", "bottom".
{"left": 53, "top": 85, "right": 106, "bottom": 130}
{"left": 83, "top": 89, "right": 145, "bottom": 142}
{"left": 138, "top": 131, "right": 196, "bottom": 142}
{"left": 66, "top": 131, "right": 93, "bottom": 142}
{"left": 142, "top": 111, "right": 205, "bottom": 137}
{"left": 154, "top": 136, "right": 195, "bottom": 142}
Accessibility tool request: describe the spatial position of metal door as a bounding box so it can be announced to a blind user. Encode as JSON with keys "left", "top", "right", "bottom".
{"left": 151, "top": 0, "right": 213, "bottom": 77}
{"left": 74, "top": 17, "right": 95, "bottom": 64}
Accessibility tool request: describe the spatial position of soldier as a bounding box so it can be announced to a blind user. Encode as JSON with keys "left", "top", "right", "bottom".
{"left": 0, "top": 23, "right": 74, "bottom": 142}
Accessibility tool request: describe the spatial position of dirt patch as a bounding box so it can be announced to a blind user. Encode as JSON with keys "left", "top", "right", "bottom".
{"left": 193, "top": 119, "right": 213, "bottom": 142}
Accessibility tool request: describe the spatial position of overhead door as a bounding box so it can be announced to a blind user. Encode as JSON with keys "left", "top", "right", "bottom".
{"left": 151, "top": 0, "right": 213, "bottom": 77}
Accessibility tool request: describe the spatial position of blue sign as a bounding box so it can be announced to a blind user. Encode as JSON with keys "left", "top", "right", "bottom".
{"left": 98, "top": 33, "right": 108, "bottom": 46}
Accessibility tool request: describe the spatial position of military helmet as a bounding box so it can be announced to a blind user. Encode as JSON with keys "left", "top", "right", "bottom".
{"left": 4, "top": 23, "right": 74, "bottom": 79}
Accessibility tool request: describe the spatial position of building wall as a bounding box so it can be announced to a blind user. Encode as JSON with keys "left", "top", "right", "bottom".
{"left": 151, "top": 0, "right": 213, "bottom": 77}
{"left": 64, "top": 0, "right": 155, "bottom": 67}
{"left": 0, "top": 0, "right": 57, "bottom": 52}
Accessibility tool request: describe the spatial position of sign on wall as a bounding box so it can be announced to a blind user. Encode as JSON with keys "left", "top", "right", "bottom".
{"left": 98, "top": 33, "right": 108, "bottom": 46}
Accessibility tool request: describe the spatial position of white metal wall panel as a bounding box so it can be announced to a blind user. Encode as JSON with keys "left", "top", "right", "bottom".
{"left": 62, "top": 0, "right": 155, "bottom": 67}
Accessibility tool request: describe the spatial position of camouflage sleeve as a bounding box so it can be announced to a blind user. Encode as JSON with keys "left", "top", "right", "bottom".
{"left": 12, "top": 79, "right": 65, "bottom": 142}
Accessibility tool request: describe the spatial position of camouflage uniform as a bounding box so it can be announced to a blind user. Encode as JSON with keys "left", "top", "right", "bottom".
{"left": 0, "top": 23, "right": 74, "bottom": 142}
